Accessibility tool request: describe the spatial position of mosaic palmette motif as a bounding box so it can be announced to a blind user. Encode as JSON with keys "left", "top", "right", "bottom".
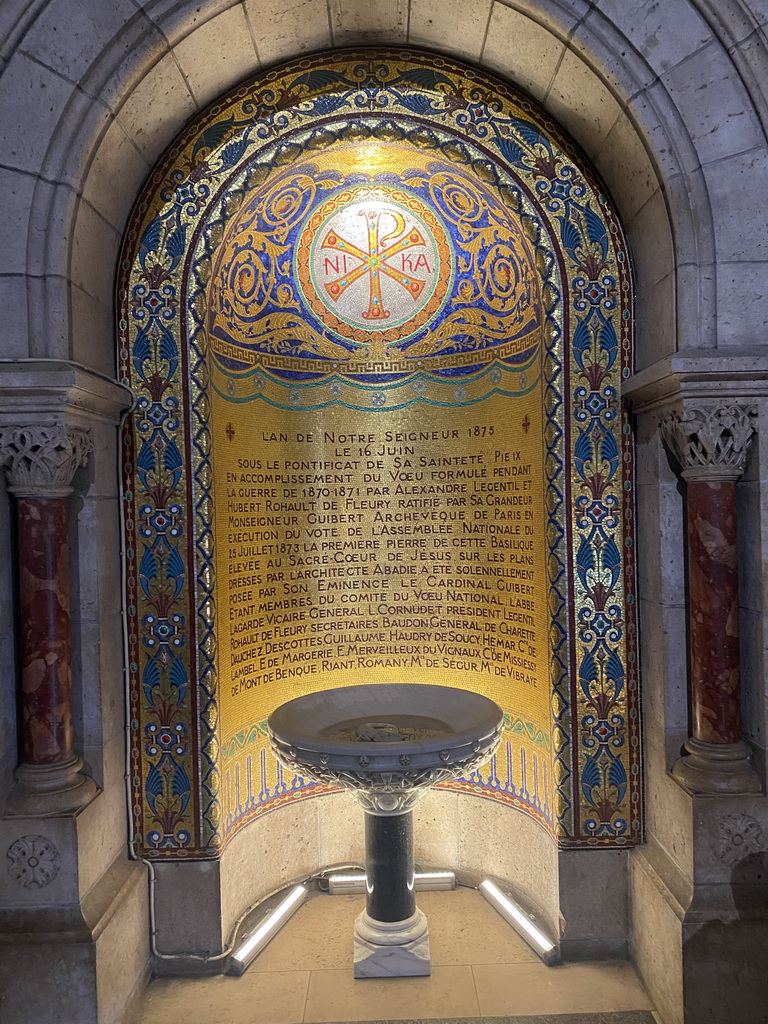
{"left": 119, "top": 50, "right": 638, "bottom": 856}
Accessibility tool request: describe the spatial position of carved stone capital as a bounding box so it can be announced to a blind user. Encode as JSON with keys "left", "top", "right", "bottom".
{"left": 0, "top": 425, "right": 92, "bottom": 497}
{"left": 660, "top": 403, "right": 755, "bottom": 482}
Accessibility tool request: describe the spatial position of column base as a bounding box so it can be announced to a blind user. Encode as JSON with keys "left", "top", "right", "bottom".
{"left": 5, "top": 756, "right": 98, "bottom": 816}
{"left": 672, "top": 737, "right": 762, "bottom": 796}
{"left": 353, "top": 908, "right": 430, "bottom": 978}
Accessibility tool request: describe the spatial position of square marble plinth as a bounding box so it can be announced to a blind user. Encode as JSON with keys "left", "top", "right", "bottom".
{"left": 354, "top": 931, "right": 431, "bottom": 978}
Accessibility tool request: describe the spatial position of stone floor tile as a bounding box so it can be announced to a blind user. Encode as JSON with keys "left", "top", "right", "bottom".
{"left": 249, "top": 893, "right": 362, "bottom": 973}
{"left": 295, "top": 1016, "right": 655, "bottom": 1024}
{"left": 247, "top": 885, "right": 539, "bottom": 974}
{"left": 472, "top": 961, "right": 654, "bottom": 1016}
{"left": 303, "top": 964, "right": 480, "bottom": 1022}
{"left": 419, "top": 886, "right": 540, "bottom": 966}
{"left": 127, "top": 971, "right": 310, "bottom": 1024}
{"left": 127, "top": 891, "right": 655, "bottom": 1023}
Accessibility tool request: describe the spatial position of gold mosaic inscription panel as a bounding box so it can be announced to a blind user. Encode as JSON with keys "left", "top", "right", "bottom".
{"left": 214, "top": 384, "right": 550, "bottom": 821}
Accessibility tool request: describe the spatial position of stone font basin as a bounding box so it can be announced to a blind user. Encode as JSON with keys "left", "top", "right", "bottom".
{"left": 268, "top": 683, "right": 504, "bottom": 814}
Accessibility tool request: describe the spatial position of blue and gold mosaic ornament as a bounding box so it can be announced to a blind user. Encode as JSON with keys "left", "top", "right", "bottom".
{"left": 206, "top": 146, "right": 540, "bottom": 382}
{"left": 119, "top": 49, "right": 639, "bottom": 858}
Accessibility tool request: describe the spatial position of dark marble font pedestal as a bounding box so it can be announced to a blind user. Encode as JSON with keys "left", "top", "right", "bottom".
{"left": 354, "top": 810, "right": 430, "bottom": 978}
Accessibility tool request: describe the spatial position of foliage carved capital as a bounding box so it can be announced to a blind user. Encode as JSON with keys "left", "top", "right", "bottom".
{"left": 660, "top": 403, "right": 756, "bottom": 482}
{"left": 0, "top": 425, "right": 92, "bottom": 496}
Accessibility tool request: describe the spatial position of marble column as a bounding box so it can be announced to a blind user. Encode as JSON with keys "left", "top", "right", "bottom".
{"left": 661, "top": 404, "right": 761, "bottom": 794}
{"left": 354, "top": 806, "right": 430, "bottom": 978}
{"left": 0, "top": 425, "right": 98, "bottom": 814}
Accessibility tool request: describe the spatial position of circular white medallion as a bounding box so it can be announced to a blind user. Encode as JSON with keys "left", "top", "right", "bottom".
{"left": 296, "top": 186, "right": 452, "bottom": 345}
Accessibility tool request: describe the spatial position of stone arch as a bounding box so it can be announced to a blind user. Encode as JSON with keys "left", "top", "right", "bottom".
{"left": 1, "top": 0, "right": 764, "bottom": 370}
{"left": 107, "top": 47, "right": 646, "bottom": 964}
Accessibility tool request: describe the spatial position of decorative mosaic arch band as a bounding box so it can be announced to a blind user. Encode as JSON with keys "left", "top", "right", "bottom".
{"left": 119, "top": 49, "right": 639, "bottom": 858}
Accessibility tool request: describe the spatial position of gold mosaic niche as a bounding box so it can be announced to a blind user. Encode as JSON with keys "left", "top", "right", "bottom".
{"left": 207, "top": 139, "right": 550, "bottom": 834}
{"left": 120, "top": 47, "right": 638, "bottom": 855}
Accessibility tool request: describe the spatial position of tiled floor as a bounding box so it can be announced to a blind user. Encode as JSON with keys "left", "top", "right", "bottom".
{"left": 128, "top": 887, "right": 656, "bottom": 1024}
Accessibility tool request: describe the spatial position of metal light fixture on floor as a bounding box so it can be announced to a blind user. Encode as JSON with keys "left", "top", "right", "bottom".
{"left": 479, "top": 879, "right": 560, "bottom": 965}
{"left": 327, "top": 870, "right": 456, "bottom": 895}
{"left": 230, "top": 884, "right": 308, "bottom": 974}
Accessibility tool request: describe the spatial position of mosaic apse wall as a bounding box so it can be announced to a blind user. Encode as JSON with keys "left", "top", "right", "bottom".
{"left": 118, "top": 50, "right": 639, "bottom": 859}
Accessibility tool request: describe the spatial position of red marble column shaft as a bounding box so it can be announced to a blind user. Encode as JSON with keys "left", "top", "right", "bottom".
{"left": 686, "top": 479, "right": 741, "bottom": 745}
{"left": 16, "top": 496, "right": 74, "bottom": 765}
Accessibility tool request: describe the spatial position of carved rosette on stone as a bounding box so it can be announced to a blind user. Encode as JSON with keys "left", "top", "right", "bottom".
{"left": 6, "top": 834, "right": 61, "bottom": 888}
{"left": 660, "top": 404, "right": 761, "bottom": 794}
{"left": 0, "top": 425, "right": 98, "bottom": 814}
